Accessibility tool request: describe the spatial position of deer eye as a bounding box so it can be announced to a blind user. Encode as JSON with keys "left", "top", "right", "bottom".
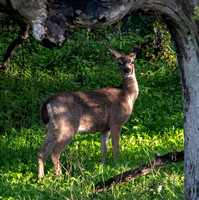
{"left": 117, "top": 59, "right": 123, "bottom": 65}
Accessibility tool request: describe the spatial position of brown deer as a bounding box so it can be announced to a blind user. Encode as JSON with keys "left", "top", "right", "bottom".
{"left": 38, "top": 45, "right": 140, "bottom": 180}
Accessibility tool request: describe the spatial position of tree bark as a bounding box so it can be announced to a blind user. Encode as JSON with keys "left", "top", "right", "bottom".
{"left": 0, "top": 0, "right": 199, "bottom": 199}
{"left": 95, "top": 151, "right": 184, "bottom": 193}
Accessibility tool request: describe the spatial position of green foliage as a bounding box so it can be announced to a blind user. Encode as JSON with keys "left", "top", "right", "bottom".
{"left": 194, "top": 6, "right": 199, "bottom": 21}
{"left": 0, "top": 12, "right": 183, "bottom": 199}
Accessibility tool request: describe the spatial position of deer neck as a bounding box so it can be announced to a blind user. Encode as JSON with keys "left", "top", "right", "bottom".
{"left": 121, "top": 75, "right": 139, "bottom": 100}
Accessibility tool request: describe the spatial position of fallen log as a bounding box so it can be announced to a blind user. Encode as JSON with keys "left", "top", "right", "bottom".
{"left": 95, "top": 151, "right": 184, "bottom": 193}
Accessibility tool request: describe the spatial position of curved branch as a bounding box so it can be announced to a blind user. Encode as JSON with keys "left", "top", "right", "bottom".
{"left": 0, "top": 23, "right": 30, "bottom": 73}
{"left": 94, "top": 151, "right": 184, "bottom": 193}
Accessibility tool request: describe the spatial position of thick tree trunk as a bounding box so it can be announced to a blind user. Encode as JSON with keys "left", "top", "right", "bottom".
{"left": 0, "top": 0, "right": 199, "bottom": 198}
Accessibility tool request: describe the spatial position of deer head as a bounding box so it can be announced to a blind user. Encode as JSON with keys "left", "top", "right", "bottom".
{"left": 108, "top": 44, "right": 140, "bottom": 78}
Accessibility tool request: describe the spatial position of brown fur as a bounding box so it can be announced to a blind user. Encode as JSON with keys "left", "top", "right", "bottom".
{"left": 38, "top": 46, "right": 140, "bottom": 180}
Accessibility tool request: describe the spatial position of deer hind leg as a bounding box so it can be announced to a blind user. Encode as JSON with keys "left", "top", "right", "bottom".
{"left": 50, "top": 122, "right": 77, "bottom": 176}
{"left": 38, "top": 129, "right": 57, "bottom": 180}
{"left": 100, "top": 130, "right": 110, "bottom": 164}
{"left": 110, "top": 126, "right": 122, "bottom": 162}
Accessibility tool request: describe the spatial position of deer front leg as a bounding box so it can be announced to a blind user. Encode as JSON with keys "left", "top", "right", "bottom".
{"left": 111, "top": 127, "right": 121, "bottom": 162}
{"left": 100, "top": 130, "right": 110, "bottom": 164}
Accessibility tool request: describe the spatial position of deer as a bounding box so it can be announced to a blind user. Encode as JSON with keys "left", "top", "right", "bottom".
{"left": 38, "top": 45, "right": 140, "bottom": 180}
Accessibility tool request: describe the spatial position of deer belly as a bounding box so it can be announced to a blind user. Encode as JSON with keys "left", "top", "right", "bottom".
{"left": 77, "top": 115, "right": 109, "bottom": 134}
{"left": 77, "top": 125, "right": 88, "bottom": 134}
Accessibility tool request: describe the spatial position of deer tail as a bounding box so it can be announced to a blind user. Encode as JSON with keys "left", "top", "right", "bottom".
{"left": 40, "top": 101, "right": 49, "bottom": 125}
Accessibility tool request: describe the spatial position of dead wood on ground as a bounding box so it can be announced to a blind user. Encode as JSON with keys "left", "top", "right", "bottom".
{"left": 94, "top": 151, "right": 184, "bottom": 193}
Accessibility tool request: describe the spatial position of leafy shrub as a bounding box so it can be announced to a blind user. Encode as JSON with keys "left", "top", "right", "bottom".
{"left": 194, "top": 6, "right": 199, "bottom": 21}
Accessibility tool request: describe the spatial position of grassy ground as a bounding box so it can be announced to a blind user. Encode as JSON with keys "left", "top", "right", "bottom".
{"left": 0, "top": 22, "right": 184, "bottom": 199}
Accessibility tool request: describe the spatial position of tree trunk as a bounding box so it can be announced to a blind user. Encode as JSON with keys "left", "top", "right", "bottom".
{"left": 0, "top": 0, "right": 199, "bottom": 198}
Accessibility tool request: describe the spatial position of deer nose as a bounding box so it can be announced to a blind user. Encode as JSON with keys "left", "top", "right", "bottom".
{"left": 124, "top": 68, "right": 131, "bottom": 74}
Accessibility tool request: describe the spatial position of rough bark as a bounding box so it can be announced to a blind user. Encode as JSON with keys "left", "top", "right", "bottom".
{"left": 95, "top": 151, "right": 184, "bottom": 193}
{"left": 0, "top": 0, "right": 199, "bottom": 199}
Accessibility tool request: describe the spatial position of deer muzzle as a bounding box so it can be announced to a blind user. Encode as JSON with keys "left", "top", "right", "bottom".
{"left": 124, "top": 67, "right": 132, "bottom": 77}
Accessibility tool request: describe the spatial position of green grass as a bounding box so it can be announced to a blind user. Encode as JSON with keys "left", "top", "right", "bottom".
{"left": 0, "top": 127, "right": 184, "bottom": 199}
{"left": 0, "top": 18, "right": 183, "bottom": 199}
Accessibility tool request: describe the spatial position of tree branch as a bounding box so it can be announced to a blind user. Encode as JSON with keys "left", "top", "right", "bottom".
{"left": 0, "top": 23, "right": 30, "bottom": 73}
{"left": 94, "top": 151, "right": 184, "bottom": 193}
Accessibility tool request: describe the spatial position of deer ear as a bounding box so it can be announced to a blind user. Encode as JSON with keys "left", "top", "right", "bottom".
{"left": 129, "top": 43, "right": 141, "bottom": 59}
{"left": 108, "top": 47, "right": 121, "bottom": 59}
{"left": 129, "top": 52, "right": 137, "bottom": 59}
